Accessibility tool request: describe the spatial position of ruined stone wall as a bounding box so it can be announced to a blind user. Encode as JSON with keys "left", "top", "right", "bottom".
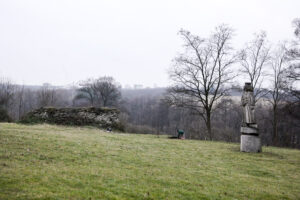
{"left": 20, "top": 107, "right": 124, "bottom": 131}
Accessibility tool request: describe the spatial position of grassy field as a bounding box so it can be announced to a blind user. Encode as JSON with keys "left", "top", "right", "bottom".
{"left": 0, "top": 123, "right": 300, "bottom": 200}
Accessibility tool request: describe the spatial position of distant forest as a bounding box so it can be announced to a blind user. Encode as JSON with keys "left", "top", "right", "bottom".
{"left": 0, "top": 81, "right": 299, "bottom": 149}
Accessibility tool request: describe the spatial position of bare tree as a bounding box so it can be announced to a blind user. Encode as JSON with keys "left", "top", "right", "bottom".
{"left": 276, "top": 18, "right": 300, "bottom": 148}
{"left": 0, "top": 78, "right": 15, "bottom": 121}
{"left": 166, "top": 25, "right": 237, "bottom": 140}
{"left": 93, "top": 77, "right": 121, "bottom": 107}
{"left": 36, "top": 84, "right": 57, "bottom": 107}
{"left": 74, "top": 78, "right": 96, "bottom": 106}
{"left": 286, "top": 19, "right": 300, "bottom": 100}
{"left": 268, "top": 44, "right": 290, "bottom": 145}
{"left": 75, "top": 76, "right": 121, "bottom": 107}
{"left": 16, "top": 85, "right": 25, "bottom": 119}
{"left": 18, "top": 87, "right": 38, "bottom": 118}
{"left": 239, "top": 31, "right": 271, "bottom": 102}
{"left": 0, "top": 78, "right": 15, "bottom": 110}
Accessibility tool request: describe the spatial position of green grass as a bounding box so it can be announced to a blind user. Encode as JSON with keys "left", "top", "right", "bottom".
{"left": 0, "top": 123, "right": 300, "bottom": 200}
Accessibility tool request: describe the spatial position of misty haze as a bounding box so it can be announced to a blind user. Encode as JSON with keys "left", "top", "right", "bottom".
{"left": 0, "top": 0, "right": 300, "bottom": 199}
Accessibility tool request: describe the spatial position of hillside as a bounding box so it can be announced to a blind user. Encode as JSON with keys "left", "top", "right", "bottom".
{"left": 0, "top": 123, "right": 299, "bottom": 200}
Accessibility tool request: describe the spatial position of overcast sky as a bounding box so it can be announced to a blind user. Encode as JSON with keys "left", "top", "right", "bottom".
{"left": 0, "top": 0, "right": 299, "bottom": 88}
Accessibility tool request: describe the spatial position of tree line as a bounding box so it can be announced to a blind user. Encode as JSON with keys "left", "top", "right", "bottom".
{"left": 0, "top": 19, "right": 299, "bottom": 148}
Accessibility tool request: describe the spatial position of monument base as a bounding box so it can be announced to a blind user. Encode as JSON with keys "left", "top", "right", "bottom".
{"left": 240, "top": 124, "right": 258, "bottom": 135}
{"left": 240, "top": 135, "right": 261, "bottom": 153}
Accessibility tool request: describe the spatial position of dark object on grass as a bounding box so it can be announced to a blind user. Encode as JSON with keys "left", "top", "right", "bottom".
{"left": 177, "top": 129, "right": 185, "bottom": 139}
{"left": 19, "top": 107, "right": 124, "bottom": 131}
{"left": 0, "top": 108, "right": 11, "bottom": 122}
{"left": 168, "top": 129, "right": 185, "bottom": 139}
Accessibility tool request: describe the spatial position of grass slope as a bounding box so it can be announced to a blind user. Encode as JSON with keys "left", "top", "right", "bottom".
{"left": 0, "top": 123, "right": 300, "bottom": 200}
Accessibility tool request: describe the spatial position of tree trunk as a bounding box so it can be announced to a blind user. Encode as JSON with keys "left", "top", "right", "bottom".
{"left": 206, "top": 112, "right": 212, "bottom": 140}
{"left": 273, "top": 105, "right": 278, "bottom": 146}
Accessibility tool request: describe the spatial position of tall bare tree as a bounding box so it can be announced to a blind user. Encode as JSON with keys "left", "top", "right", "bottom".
{"left": 268, "top": 44, "right": 289, "bottom": 145}
{"left": 286, "top": 18, "right": 300, "bottom": 100}
{"left": 239, "top": 31, "right": 271, "bottom": 102}
{"left": 166, "top": 25, "right": 237, "bottom": 140}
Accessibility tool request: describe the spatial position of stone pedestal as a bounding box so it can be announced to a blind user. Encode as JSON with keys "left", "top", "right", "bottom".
{"left": 240, "top": 124, "right": 258, "bottom": 134}
{"left": 240, "top": 135, "right": 261, "bottom": 153}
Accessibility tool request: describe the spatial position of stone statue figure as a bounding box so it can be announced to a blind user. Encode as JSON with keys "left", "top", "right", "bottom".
{"left": 240, "top": 82, "right": 261, "bottom": 153}
{"left": 241, "top": 83, "right": 255, "bottom": 125}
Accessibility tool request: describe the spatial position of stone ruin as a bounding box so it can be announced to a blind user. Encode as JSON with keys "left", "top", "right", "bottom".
{"left": 20, "top": 107, "right": 124, "bottom": 131}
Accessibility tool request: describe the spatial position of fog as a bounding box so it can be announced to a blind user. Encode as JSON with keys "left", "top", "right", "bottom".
{"left": 0, "top": 0, "right": 299, "bottom": 87}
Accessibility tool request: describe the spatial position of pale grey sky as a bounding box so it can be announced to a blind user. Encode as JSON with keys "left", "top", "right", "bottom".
{"left": 0, "top": 0, "right": 299, "bottom": 87}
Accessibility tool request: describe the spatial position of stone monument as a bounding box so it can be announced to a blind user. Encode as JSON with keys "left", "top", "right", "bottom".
{"left": 240, "top": 83, "right": 262, "bottom": 153}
